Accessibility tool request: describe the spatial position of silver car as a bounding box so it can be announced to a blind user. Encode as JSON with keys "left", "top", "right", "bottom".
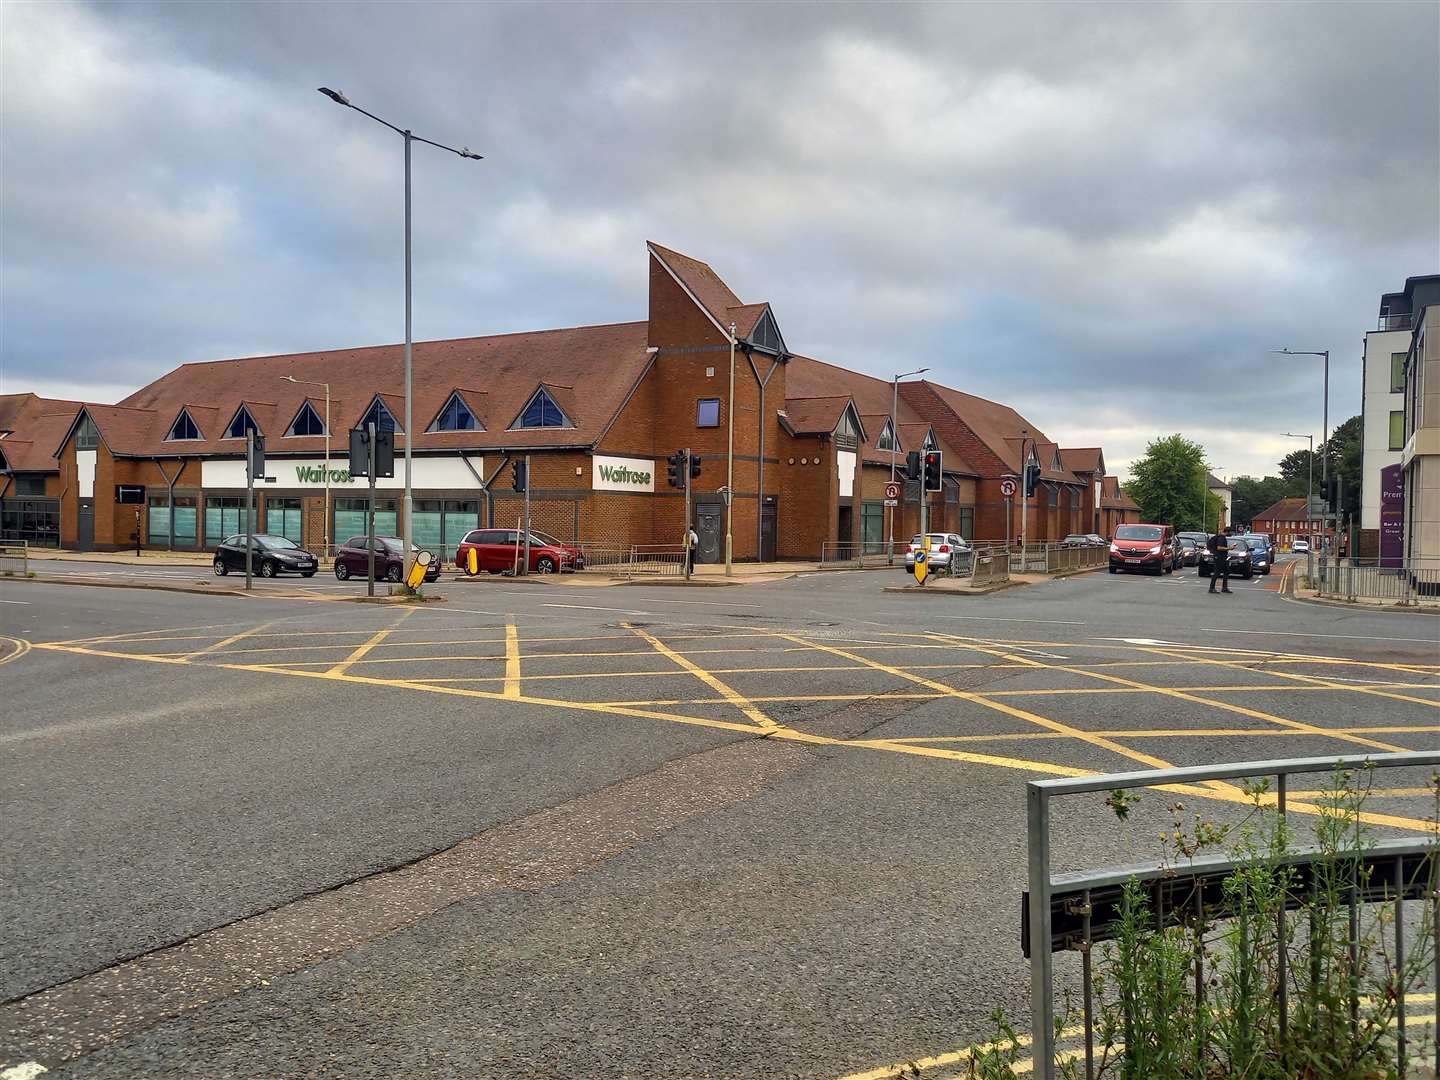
{"left": 904, "top": 532, "right": 972, "bottom": 572}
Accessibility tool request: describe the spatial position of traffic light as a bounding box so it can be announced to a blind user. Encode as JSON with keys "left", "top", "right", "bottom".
{"left": 1322, "top": 475, "right": 1337, "bottom": 510}
{"left": 690, "top": 453, "right": 702, "bottom": 480}
{"left": 905, "top": 450, "right": 922, "bottom": 482}
{"left": 666, "top": 450, "right": 684, "bottom": 489}
{"left": 246, "top": 434, "right": 266, "bottom": 482}
{"left": 923, "top": 450, "right": 942, "bottom": 492}
{"left": 1024, "top": 461, "right": 1042, "bottom": 498}
{"left": 511, "top": 460, "right": 528, "bottom": 493}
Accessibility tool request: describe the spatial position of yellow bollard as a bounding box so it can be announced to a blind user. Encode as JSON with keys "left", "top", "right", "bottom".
{"left": 466, "top": 547, "right": 479, "bottom": 576}
{"left": 407, "top": 549, "right": 434, "bottom": 590}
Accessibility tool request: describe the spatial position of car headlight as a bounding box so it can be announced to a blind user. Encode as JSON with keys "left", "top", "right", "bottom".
{"left": 1148, "top": 545, "right": 1161, "bottom": 554}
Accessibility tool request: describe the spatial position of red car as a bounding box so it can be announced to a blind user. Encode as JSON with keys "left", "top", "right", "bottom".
{"left": 456, "top": 529, "right": 585, "bottom": 574}
{"left": 1108, "top": 523, "right": 1176, "bottom": 575}
{"left": 334, "top": 536, "right": 441, "bottom": 583}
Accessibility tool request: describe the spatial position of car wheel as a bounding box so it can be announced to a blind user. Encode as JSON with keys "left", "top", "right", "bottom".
{"left": 536, "top": 556, "right": 557, "bottom": 574}
{"left": 1164, "top": 562, "right": 1173, "bottom": 574}
{"left": 213, "top": 558, "right": 228, "bottom": 576}
{"left": 260, "top": 560, "right": 278, "bottom": 578}
{"left": 488, "top": 569, "right": 502, "bottom": 575}
{"left": 386, "top": 564, "right": 402, "bottom": 583}
{"left": 1243, "top": 569, "right": 1254, "bottom": 579}
{"left": 335, "top": 562, "right": 350, "bottom": 580}
{"left": 301, "top": 571, "right": 315, "bottom": 578}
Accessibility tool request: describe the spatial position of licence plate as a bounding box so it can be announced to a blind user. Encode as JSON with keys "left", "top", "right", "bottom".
{"left": 1124, "top": 557, "right": 1142, "bottom": 564}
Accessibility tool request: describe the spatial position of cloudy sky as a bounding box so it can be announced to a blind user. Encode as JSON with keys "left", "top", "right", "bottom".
{"left": 2, "top": 1, "right": 1436, "bottom": 479}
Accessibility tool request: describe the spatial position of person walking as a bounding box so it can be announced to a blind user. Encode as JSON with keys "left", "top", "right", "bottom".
{"left": 686, "top": 524, "right": 699, "bottom": 574}
{"left": 1207, "top": 529, "right": 1231, "bottom": 594}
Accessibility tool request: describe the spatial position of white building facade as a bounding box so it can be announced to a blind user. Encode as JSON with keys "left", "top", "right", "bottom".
{"left": 1360, "top": 326, "right": 1410, "bottom": 530}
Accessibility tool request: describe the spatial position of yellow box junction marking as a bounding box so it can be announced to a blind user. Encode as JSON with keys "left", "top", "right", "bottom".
{"left": 180, "top": 620, "right": 279, "bottom": 662}
{"left": 324, "top": 609, "right": 414, "bottom": 677}
{"left": 504, "top": 621, "right": 522, "bottom": 699}
{"left": 624, "top": 622, "right": 778, "bottom": 730}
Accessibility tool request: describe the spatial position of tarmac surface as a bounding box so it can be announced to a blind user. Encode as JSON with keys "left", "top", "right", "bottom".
{"left": 1, "top": 556, "right": 1437, "bottom": 1078}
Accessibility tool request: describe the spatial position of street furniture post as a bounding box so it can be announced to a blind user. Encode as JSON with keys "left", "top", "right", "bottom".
{"left": 522, "top": 453, "right": 532, "bottom": 576}
{"left": 366, "top": 421, "right": 377, "bottom": 597}
{"left": 245, "top": 429, "right": 256, "bottom": 592}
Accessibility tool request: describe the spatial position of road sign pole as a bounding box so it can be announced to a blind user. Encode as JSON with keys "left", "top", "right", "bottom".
{"left": 245, "top": 429, "right": 255, "bottom": 592}
{"left": 684, "top": 448, "right": 692, "bottom": 582}
{"left": 522, "top": 453, "right": 531, "bottom": 577}
{"left": 367, "top": 422, "right": 377, "bottom": 598}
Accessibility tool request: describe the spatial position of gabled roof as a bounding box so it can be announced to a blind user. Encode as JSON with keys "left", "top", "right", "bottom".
{"left": 0, "top": 395, "right": 83, "bottom": 471}
{"left": 1061, "top": 448, "right": 1104, "bottom": 474}
{"left": 1252, "top": 497, "right": 1312, "bottom": 523}
{"left": 901, "top": 380, "right": 1079, "bottom": 483}
{"left": 727, "top": 303, "right": 768, "bottom": 339}
{"left": 61, "top": 404, "right": 163, "bottom": 457}
{"left": 1207, "top": 472, "right": 1231, "bottom": 491}
{"left": 647, "top": 242, "right": 743, "bottom": 335}
{"left": 1100, "top": 475, "right": 1141, "bottom": 510}
{"left": 779, "top": 396, "right": 853, "bottom": 437}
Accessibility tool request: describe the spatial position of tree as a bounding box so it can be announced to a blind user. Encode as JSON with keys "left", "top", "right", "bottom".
{"left": 1123, "top": 434, "right": 1213, "bottom": 530}
{"left": 1277, "top": 450, "right": 1313, "bottom": 498}
{"left": 1230, "top": 475, "right": 1290, "bottom": 528}
{"left": 1319, "top": 415, "right": 1362, "bottom": 519}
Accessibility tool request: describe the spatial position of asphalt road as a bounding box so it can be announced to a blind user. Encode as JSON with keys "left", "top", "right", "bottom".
{"left": 1, "top": 558, "right": 1436, "bottom": 1078}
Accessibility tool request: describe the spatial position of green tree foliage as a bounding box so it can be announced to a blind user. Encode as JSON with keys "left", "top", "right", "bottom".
{"left": 1230, "top": 475, "right": 1290, "bottom": 527}
{"left": 1277, "top": 450, "right": 1312, "bottom": 496}
{"left": 1123, "top": 434, "right": 1214, "bottom": 530}
{"left": 1321, "top": 415, "right": 1362, "bottom": 519}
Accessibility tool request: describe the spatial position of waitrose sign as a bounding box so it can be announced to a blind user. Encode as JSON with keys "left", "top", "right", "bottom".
{"left": 593, "top": 455, "right": 655, "bottom": 492}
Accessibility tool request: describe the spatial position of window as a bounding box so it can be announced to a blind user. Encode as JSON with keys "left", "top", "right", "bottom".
{"left": 1389, "top": 410, "right": 1405, "bottom": 451}
{"left": 115, "top": 485, "right": 145, "bottom": 504}
{"left": 166, "top": 410, "right": 202, "bottom": 441}
{"left": 429, "top": 392, "right": 481, "bottom": 432}
{"left": 286, "top": 402, "right": 326, "bottom": 437}
{"left": 148, "top": 495, "right": 197, "bottom": 546}
{"left": 696, "top": 399, "right": 721, "bottom": 428}
{"left": 334, "top": 496, "right": 397, "bottom": 541}
{"left": 860, "top": 502, "right": 885, "bottom": 554}
{"left": 1391, "top": 352, "right": 1407, "bottom": 394}
{"left": 0, "top": 497, "right": 60, "bottom": 546}
{"left": 266, "top": 497, "right": 303, "bottom": 544}
{"left": 922, "top": 429, "right": 937, "bottom": 451}
{"left": 358, "top": 398, "right": 402, "bottom": 434}
{"left": 225, "top": 406, "right": 260, "bottom": 440}
{"left": 876, "top": 421, "right": 897, "bottom": 452}
{"left": 205, "top": 496, "right": 250, "bottom": 542}
{"left": 413, "top": 499, "right": 481, "bottom": 556}
{"left": 958, "top": 507, "right": 975, "bottom": 540}
{"left": 14, "top": 477, "right": 46, "bottom": 496}
{"left": 515, "top": 388, "right": 569, "bottom": 429}
{"left": 75, "top": 414, "right": 101, "bottom": 451}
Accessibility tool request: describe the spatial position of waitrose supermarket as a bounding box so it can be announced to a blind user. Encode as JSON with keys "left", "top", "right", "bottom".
{"left": 0, "top": 242, "right": 1137, "bottom": 561}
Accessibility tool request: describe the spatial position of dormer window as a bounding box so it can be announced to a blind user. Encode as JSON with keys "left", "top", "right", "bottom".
{"left": 922, "top": 429, "right": 937, "bottom": 451}
{"left": 166, "top": 409, "right": 202, "bottom": 441}
{"left": 285, "top": 401, "right": 326, "bottom": 437}
{"left": 428, "top": 392, "right": 482, "bottom": 432}
{"left": 224, "top": 406, "right": 260, "bottom": 440}
{"left": 75, "top": 413, "right": 101, "bottom": 451}
{"left": 359, "top": 397, "right": 402, "bottom": 434}
{"left": 877, "top": 420, "right": 898, "bottom": 452}
{"left": 513, "top": 388, "right": 570, "bottom": 429}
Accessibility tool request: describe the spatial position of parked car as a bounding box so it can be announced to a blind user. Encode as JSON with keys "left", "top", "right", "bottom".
{"left": 1198, "top": 538, "right": 1254, "bottom": 579}
{"left": 334, "top": 536, "right": 441, "bottom": 583}
{"left": 1292, "top": 539, "right": 1311, "bottom": 554}
{"left": 1238, "top": 535, "right": 1272, "bottom": 575}
{"left": 213, "top": 533, "right": 318, "bottom": 578}
{"left": 456, "top": 528, "right": 586, "bottom": 574}
{"left": 1177, "top": 536, "right": 1201, "bottom": 566}
{"left": 904, "top": 533, "right": 972, "bottom": 572}
{"left": 1108, "top": 523, "right": 1176, "bottom": 575}
{"left": 1062, "top": 533, "right": 1107, "bottom": 547}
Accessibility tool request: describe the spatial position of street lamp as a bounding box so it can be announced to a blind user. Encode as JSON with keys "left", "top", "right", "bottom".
{"left": 317, "top": 87, "right": 482, "bottom": 585}
{"left": 1280, "top": 432, "right": 1314, "bottom": 542}
{"left": 886, "top": 366, "right": 929, "bottom": 564}
{"left": 1273, "top": 348, "right": 1329, "bottom": 540}
{"left": 283, "top": 375, "right": 331, "bottom": 555}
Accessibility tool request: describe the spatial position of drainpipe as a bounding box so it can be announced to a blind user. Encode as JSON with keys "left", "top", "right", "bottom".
{"left": 747, "top": 349, "right": 781, "bottom": 560}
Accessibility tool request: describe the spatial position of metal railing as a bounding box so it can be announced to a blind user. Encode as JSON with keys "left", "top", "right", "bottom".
{"left": 1313, "top": 559, "right": 1440, "bottom": 604}
{"left": 1379, "top": 312, "right": 1414, "bottom": 332}
{"left": 0, "top": 540, "right": 28, "bottom": 577}
{"left": 1025, "top": 751, "right": 1440, "bottom": 1080}
{"left": 819, "top": 539, "right": 914, "bottom": 568}
{"left": 970, "top": 548, "right": 1011, "bottom": 587}
{"left": 1009, "top": 542, "right": 1108, "bottom": 574}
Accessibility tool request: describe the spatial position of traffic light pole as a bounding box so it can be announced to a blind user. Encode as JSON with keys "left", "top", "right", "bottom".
{"left": 683, "top": 448, "right": 692, "bottom": 582}
{"left": 523, "top": 453, "right": 532, "bottom": 576}
{"left": 245, "top": 429, "right": 255, "bottom": 593}
{"left": 366, "top": 422, "right": 377, "bottom": 597}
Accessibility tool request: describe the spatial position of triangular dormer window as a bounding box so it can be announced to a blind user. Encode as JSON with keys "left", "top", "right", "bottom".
{"left": 75, "top": 412, "right": 101, "bottom": 451}
{"left": 359, "top": 397, "right": 402, "bottom": 434}
{"left": 749, "top": 308, "right": 787, "bottom": 355}
{"left": 224, "top": 406, "right": 260, "bottom": 440}
{"left": 428, "top": 391, "right": 482, "bottom": 432}
{"left": 166, "top": 409, "right": 203, "bottom": 442}
{"left": 876, "top": 419, "right": 898, "bottom": 452}
{"left": 835, "top": 404, "right": 860, "bottom": 441}
{"left": 1053, "top": 448, "right": 1063, "bottom": 470}
{"left": 922, "top": 429, "right": 937, "bottom": 451}
{"left": 512, "top": 387, "right": 570, "bottom": 429}
{"left": 285, "top": 401, "right": 326, "bottom": 437}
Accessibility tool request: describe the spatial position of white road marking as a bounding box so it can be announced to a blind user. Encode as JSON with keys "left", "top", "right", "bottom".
{"left": 1099, "top": 637, "right": 1187, "bottom": 647}
{"left": 541, "top": 603, "right": 654, "bottom": 616}
{"left": 1, "top": 1063, "right": 48, "bottom": 1080}
{"left": 627, "top": 597, "right": 763, "bottom": 609}
{"left": 0, "top": 599, "right": 31, "bottom": 605}
{"left": 1199, "top": 627, "right": 1440, "bottom": 646}
{"left": 934, "top": 615, "right": 1087, "bottom": 625}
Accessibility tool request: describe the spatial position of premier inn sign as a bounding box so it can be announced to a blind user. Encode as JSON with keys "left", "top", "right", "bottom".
{"left": 592, "top": 455, "right": 655, "bottom": 492}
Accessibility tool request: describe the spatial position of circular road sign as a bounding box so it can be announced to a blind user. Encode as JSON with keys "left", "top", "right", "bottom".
{"left": 1000, "top": 478, "right": 1017, "bottom": 498}
{"left": 884, "top": 481, "right": 901, "bottom": 500}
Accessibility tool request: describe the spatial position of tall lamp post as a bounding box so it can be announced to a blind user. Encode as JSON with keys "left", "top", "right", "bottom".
{"left": 318, "top": 87, "right": 482, "bottom": 585}
{"left": 1281, "top": 432, "right": 1314, "bottom": 544}
{"left": 283, "top": 375, "right": 331, "bottom": 556}
{"left": 887, "top": 367, "right": 929, "bottom": 564}
{"left": 725, "top": 322, "right": 736, "bottom": 577}
{"left": 1274, "top": 348, "right": 1329, "bottom": 542}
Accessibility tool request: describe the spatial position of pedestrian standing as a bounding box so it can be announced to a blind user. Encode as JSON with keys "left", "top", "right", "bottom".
{"left": 686, "top": 524, "right": 699, "bottom": 574}
{"left": 1207, "top": 529, "right": 1231, "bottom": 594}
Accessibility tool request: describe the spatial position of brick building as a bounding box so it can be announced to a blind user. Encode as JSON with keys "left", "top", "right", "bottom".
{"left": 1252, "top": 497, "right": 1322, "bottom": 549}
{"left": 1, "top": 242, "right": 1133, "bottom": 560}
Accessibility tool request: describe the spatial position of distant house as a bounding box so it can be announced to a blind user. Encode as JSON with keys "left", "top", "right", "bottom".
{"left": 1207, "top": 473, "right": 1232, "bottom": 531}
{"left": 1099, "top": 476, "right": 1141, "bottom": 535}
{"left": 1252, "top": 497, "right": 1322, "bottom": 548}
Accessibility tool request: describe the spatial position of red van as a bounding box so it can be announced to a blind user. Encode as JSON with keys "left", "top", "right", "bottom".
{"left": 1108, "top": 523, "right": 1176, "bottom": 575}
{"left": 455, "top": 529, "right": 586, "bottom": 574}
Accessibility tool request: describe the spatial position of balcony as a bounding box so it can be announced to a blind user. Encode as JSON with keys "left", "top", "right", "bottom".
{"left": 1377, "top": 312, "right": 1413, "bottom": 331}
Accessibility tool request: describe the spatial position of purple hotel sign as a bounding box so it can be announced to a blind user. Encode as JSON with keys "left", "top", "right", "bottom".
{"left": 1379, "top": 463, "right": 1404, "bottom": 568}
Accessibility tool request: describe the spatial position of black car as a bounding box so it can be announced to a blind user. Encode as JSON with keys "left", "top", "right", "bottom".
{"left": 1197, "top": 539, "right": 1253, "bottom": 579}
{"left": 1177, "top": 537, "right": 1201, "bottom": 566}
{"left": 213, "top": 534, "right": 318, "bottom": 577}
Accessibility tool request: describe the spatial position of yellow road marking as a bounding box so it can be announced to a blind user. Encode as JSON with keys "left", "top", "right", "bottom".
{"left": 504, "top": 622, "right": 521, "bottom": 699}
{"left": 885, "top": 725, "right": 1440, "bottom": 744}
{"left": 180, "top": 620, "right": 279, "bottom": 662}
{"left": 324, "top": 610, "right": 414, "bottom": 676}
{"left": 0, "top": 636, "right": 32, "bottom": 666}
{"left": 625, "top": 622, "right": 777, "bottom": 730}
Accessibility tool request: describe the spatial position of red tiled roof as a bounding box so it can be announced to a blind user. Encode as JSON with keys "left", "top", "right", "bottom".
{"left": 780, "top": 396, "right": 852, "bottom": 436}
{"left": 1252, "top": 497, "right": 1312, "bottom": 523}
{"left": 647, "top": 242, "right": 743, "bottom": 333}
{"left": 906, "top": 380, "right": 1079, "bottom": 483}
{"left": 727, "top": 303, "right": 768, "bottom": 339}
{"left": 0, "top": 395, "right": 83, "bottom": 471}
{"left": 1060, "top": 448, "right": 1103, "bottom": 474}
{"left": 112, "top": 322, "right": 653, "bottom": 456}
{"left": 1100, "top": 475, "right": 1141, "bottom": 510}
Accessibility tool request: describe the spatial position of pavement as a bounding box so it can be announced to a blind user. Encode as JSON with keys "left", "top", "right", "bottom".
{"left": 1, "top": 554, "right": 1437, "bottom": 1078}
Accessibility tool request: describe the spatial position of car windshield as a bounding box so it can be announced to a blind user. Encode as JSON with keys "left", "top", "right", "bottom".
{"left": 1115, "top": 525, "right": 1162, "bottom": 541}
{"left": 911, "top": 535, "right": 948, "bottom": 545}
{"left": 1179, "top": 538, "right": 1197, "bottom": 549}
{"left": 1062, "top": 535, "right": 1088, "bottom": 543}
{"left": 529, "top": 532, "right": 562, "bottom": 547}
{"left": 378, "top": 538, "right": 404, "bottom": 553}
{"left": 258, "top": 535, "right": 298, "bottom": 550}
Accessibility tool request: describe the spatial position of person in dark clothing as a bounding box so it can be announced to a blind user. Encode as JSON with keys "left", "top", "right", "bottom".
{"left": 1207, "top": 530, "right": 1232, "bottom": 593}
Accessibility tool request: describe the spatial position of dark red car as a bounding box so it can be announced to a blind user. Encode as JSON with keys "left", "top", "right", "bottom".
{"left": 333, "top": 536, "right": 441, "bottom": 583}
{"left": 455, "top": 528, "right": 585, "bottom": 574}
{"left": 1108, "top": 523, "right": 1176, "bottom": 575}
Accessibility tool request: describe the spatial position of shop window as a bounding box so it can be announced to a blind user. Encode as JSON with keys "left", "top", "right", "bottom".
{"left": 860, "top": 501, "right": 885, "bottom": 554}
{"left": 285, "top": 402, "right": 326, "bottom": 437}
{"left": 0, "top": 497, "right": 61, "bottom": 546}
{"left": 696, "top": 399, "right": 720, "bottom": 428}
{"left": 75, "top": 414, "right": 101, "bottom": 451}
{"left": 165, "top": 410, "right": 202, "bottom": 441}
{"left": 115, "top": 485, "right": 145, "bottom": 504}
{"left": 514, "top": 388, "right": 570, "bottom": 429}
{"left": 335, "top": 497, "right": 397, "bottom": 541}
{"left": 205, "top": 496, "right": 250, "bottom": 543}
{"left": 149, "top": 495, "right": 197, "bottom": 546}
{"left": 359, "top": 398, "right": 402, "bottom": 434}
{"left": 413, "top": 499, "right": 482, "bottom": 557}
{"left": 267, "top": 497, "right": 303, "bottom": 544}
{"left": 429, "top": 392, "right": 481, "bottom": 432}
{"left": 1389, "top": 410, "right": 1405, "bottom": 451}
{"left": 224, "top": 406, "right": 260, "bottom": 440}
